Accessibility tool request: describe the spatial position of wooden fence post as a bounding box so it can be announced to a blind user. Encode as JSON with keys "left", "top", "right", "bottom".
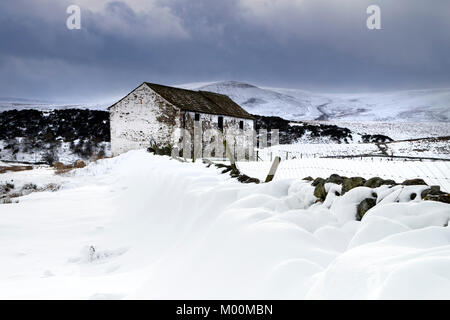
{"left": 224, "top": 140, "right": 238, "bottom": 171}
{"left": 265, "top": 156, "right": 281, "bottom": 183}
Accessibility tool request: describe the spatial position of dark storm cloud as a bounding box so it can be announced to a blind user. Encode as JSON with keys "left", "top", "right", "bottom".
{"left": 0, "top": 0, "right": 449, "bottom": 100}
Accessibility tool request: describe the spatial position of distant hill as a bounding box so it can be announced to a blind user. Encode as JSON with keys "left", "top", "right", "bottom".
{"left": 0, "top": 98, "right": 113, "bottom": 112}
{"left": 180, "top": 81, "right": 450, "bottom": 122}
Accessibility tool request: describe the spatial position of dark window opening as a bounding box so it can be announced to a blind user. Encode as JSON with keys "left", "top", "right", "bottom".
{"left": 239, "top": 120, "right": 244, "bottom": 130}
{"left": 195, "top": 113, "right": 200, "bottom": 121}
{"left": 218, "top": 116, "right": 223, "bottom": 130}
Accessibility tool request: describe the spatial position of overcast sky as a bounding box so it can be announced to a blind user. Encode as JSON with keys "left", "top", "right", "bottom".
{"left": 0, "top": 0, "right": 449, "bottom": 101}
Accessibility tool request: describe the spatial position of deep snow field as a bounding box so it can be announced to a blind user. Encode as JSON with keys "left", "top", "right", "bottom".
{"left": 1, "top": 150, "right": 450, "bottom": 299}
{"left": 259, "top": 138, "right": 450, "bottom": 161}
{"left": 312, "top": 121, "right": 450, "bottom": 141}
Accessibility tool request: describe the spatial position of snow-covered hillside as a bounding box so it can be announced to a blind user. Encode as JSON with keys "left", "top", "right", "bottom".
{"left": 182, "top": 81, "right": 325, "bottom": 120}
{"left": 0, "top": 98, "right": 113, "bottom": 112}
{"left": 0, "top": 109, "right": 110, "bottom": 164}
{"left": 1, "top": 150, "right": 450, "bottom": 299}
{"left": 315, "top": 121, "right": 450, "bottom": 141}
{"left": 181, "top": 81, "right": 325, "bottom": 120}
{"left": 180, "top": 81, "right": 450, "bottom": 122}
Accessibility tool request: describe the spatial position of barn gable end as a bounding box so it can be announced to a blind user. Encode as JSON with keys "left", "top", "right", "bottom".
{"left": 109, "top": 83, "right": 182, "bottom": 156}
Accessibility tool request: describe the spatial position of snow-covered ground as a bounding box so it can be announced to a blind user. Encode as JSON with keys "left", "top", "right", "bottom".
{"left": 0, "top": 164, "right": 64, "bottom": 191}
{"left": 312, "top": 121, "right": 450, "bottom": 141}
{"left": 261, "top": 143, "right": 380, "bottom": 159}
{"left": 256, "top": 137, "right": 450, "bottom": 162}
{"left": 1, "top": 150, "right": 449, "bottom": 299}
{"left": 384, "top": 138, "right": 450, "bottom": 160}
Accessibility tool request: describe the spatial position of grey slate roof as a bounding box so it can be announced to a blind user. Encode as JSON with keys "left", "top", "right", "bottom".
{"left": 144, "top": 82, "right": 254, "bottom": 120}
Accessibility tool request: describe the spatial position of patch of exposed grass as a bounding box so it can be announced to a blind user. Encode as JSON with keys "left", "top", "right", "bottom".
{"left": 0, "top": 166, "right": 33, "bottom": 174}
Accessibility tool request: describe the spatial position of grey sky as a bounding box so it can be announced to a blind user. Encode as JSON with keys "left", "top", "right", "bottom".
{"left": 0, "top": 0, "right": 449, "bottom": 101}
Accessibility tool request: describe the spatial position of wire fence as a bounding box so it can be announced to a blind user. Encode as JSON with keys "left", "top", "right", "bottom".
{"left": 236, "top": 158, "right": 450, "bottom": 192}
{"left": 256, "top": 147, "right": 450, "bottom": 162}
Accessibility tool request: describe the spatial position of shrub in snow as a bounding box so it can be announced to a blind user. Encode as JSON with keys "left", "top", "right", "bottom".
{"left": 8, "top": 191, "right": 22, "bottom": 198}
{"left": 20, "top": 183, "right": 38, "bottom": 196}
{"left": 1, "top": 197, "right": 12, "bottom": 204}
{"left": 0, "top": 182, "right": 14, "bottom": 193}
{"left": 43, "top": 151, "right": 58, "bottom": 165}
{"left": 88, "top": 246, "right": 97, "bottom": 262}
{"left": 22, "top": 183, "right": 37, "bottom": 190}
{"left": 83, "top": 245, "right": 128, "bottom": 263}
{"left": 74, "top": 160, "right": 86, "bottom": 168}
{"left": 361, "top": 134, "right": 393, "bottom": 143}
{"left": 53, "top": 162, "right": 65, "bottom": 170}
{"left": 147, "top": 140, "right": 173, "bottom": 156}
{"left": 40, "top": 183, "right": 60, "bottom": 192}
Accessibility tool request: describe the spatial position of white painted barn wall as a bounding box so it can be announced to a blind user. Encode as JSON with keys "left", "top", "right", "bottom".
{"left": 109, "top": 84, "right": 181, "bottom": 156}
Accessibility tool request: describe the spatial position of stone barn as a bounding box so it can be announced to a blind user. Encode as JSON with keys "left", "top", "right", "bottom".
{"left": 108, "top": 82, "right": 255, "bottom": 158}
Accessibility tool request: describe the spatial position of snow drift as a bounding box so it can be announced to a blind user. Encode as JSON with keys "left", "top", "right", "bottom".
{"left": 0, "top": 150, "right": 449, "bottom": 299}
